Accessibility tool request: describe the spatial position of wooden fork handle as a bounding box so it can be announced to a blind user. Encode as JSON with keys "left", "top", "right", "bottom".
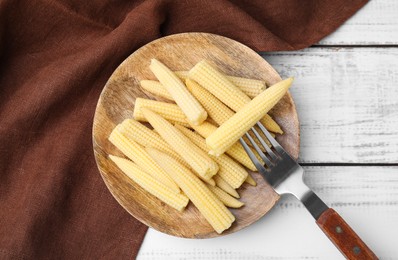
{"left": 316, "top": 208, "right": 378, "bottom": 259}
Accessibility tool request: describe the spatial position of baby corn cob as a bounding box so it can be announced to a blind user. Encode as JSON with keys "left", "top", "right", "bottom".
{"left": 189, "top": 121, "right": 217, "bottom": 138}
{"left": 119, "top": 120, "right": 214, "bottom": 185}
{"left": 189, "top": 60, "right": 249, "bottom": 112}
{"left": 109, "top": 126, "right": 180, "bottom": 193}
{"left": 186, "top": 80, "right": 271, "bottom": 151}
{"left": 245, "top": 174, "right": 257, "bottom": 186}
{"left": 176, "top": 71, "right": 266, "bottom": 98}
{"left": 147, "top": 148, "right": 235, "bottom": 234}
{"left": 226, "top": 75, "right": 266, "bottom": 98}
{"left": 140, "top": 80, "right": 173, "bottom": 101}
{"left": 174, "top": 71, "right": 190, "bottom": 81}
{"left": 109, "top": 155, "right": 189, "bottom": 211}
{"left": 189, "top": 60, "right": 282, "bottom": 134}
{"left": 206, "top": 184, "right": 244, "bottom": 208}
{"left": 190, "top": 121, "right": 257, "bottom": 171}
{"left": 175, "top": 125, "right": 248, "bottom": 189}
{"left": 260, "top": 114, "right": 283, "bottom": 134}
{"left": 133, "top": 98, "right": 189, "bottom": 127}
{"left": 201, "top": 177, "right": 216, "bottom": 186}
{"left": 119, "top": 119, "right": 189, "bottom": 168}
{"left": 207, "top": 78, "right": 293, "bottom": 156}
{"left": 149, "top": 59, "right": 207, "bottom": 125}
{"left": 214, "top": 175, "right": 240, "bottom": 199}
{"left": 185, "top": 78, "right": 234, "bottom": 126}
{"left": 141, "top": 108, "right": 218, "bottom": 180}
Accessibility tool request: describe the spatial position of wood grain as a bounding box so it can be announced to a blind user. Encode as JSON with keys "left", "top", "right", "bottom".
{"left": 263, "top": 48, "right": 398, "bottom": 163}
{"left": 92, "top": 33, "right": 300, "bottom": 238}
{"left": 317, "top": 208, "right": 378, "bottom": 259}
{"left": 319, "top": 0, "right": 398, "bottom": 45}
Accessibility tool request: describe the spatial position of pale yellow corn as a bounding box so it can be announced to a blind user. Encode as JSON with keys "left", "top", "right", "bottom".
{"left": 189, "top": 121, "right": 217, "bottom": 138}
{"left": 245, "top": 174, "right": 257, "bottom": 186}
{"left": 214, "top": 175, "right": 239, "bottom": 199}
{"left": 175, "top": 125, "right": 248, "bottom": 189}
{"left": 260, "top": 114, "right": 283, "bottom": 134}
{"left": 226, "top": 75, "right": 266, "bottom": 98}
{"left": 189, "top": 60, "right": 249, "bottom": 111}
{"left": 176, "top": 71, "right": 266, "bottom": 98}
{"left": 141, "top": 108, "right": 218, "bottom": 180}
{"left": 189, "top": 60, "right": 282, "bottom": 133}
{"left": 140, "top": 80, "right": 173, "bottom": 101}
{"left": 147, "top": 148, "right": 234, "bottom": 234}
{"left": 119, "top": 119, "right": 189, "bottom": 168}
{"left": 119, "top": 119, "right": 212, "bottom": 184}
{"left": 207, "top": 78, "right": 293, "bottom": 156}
{"left": 190, "top": 121, "right": 257, "bottom": 171}
{"left": 201, "top": 177, "right": 216, "bottom": 186}
{"left": 109, "top": 155, "right": 189, "bottom": 211}
{"left": 109, "top": 126, "right": 180, "bottom": 193}
{"left": 206, "top": 184, "right": 244, "bottom": 208}
{"left": 149, "top": 59, "right": 207, "bottom": 125}
{"left": 174, "top": 71, "right": 190, "bottom": 81}
{"left": 185, "top": 78, "right": 234, "bottom": 126}
{"left": 150, "top": 126, "right": 215, "bottom": 189}
{"left": 133, "top": 98, "right": 189, "bottom": 127}
{"left": 186, "top": 80, "right": 271, "bottom": 151}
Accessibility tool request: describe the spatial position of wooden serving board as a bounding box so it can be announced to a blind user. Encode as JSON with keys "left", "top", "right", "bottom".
{"left": 92, "top": 33, "right": 299, "bottom": 238}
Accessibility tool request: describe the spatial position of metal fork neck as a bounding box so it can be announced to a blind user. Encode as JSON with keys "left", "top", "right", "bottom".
{"left": 302, "top": 191, "right": 329, "bottom": 219}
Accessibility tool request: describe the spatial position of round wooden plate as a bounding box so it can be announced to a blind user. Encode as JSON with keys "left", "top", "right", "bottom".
{"left": 93, "top": 33, "right": 299, "bottom": 238}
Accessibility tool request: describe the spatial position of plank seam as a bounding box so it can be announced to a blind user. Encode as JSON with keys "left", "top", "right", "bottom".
{"left": 311, "top": 44, "right": 398, "bottom": 48}
{"left": 301, "top": 163, "right": 398, "bottom": 167}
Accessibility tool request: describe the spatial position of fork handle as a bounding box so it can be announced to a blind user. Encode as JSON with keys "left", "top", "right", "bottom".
{"left": 316, "top": 208, "right": 378, "bottom": 259}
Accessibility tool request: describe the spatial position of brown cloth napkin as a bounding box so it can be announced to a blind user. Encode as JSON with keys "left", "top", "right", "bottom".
{"left": 0, "top": 0, "right": 367, "bottom": 259}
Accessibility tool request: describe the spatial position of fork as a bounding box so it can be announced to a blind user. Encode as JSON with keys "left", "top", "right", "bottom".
{"left": 240, "top": 122, "right": 378, "bottom": 259}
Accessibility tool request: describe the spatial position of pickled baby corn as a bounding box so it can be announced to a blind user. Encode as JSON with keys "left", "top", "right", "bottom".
{"left": 185, "top": 78, "right": 234, "bottom": 126}
{"left": 141, "top": 108, "right": 218, "bottom": 180}
{"left": 175, "top": 71, "right": 265, "bottom": 98}
{"left": 120, "top": 119, "right": 214, "bottom": 186}
{"left": 190, "top": 121, "right": 257, "bottom": 171}
{"left": 109, "top": 155, "right": 189, "bottom": 211}
{"left": 146, "top": 148, "right": 234, "bottom": 234}
{"left": 225, "top": 75, "right": 265, "bottom": 98}
{"left": 189, "top": 60, "right": 282, "bottom": 133}
{"left": 133, "top": 98, "right": 189, "bottom": 127}
{"left": 149, "top": 59, "right": 207, "bottom": 125}
{"left": 140, "top": 80, "right": 173, "bottom": 101}
{"left": 214, "top": 175, "right": 240, "bottom": 199}
{"left": 206, "top": 184, "right": 244, "bottom": 208}
{"left": 245, "top": 174, "right": 257, "bottom": 186}
{"left": 207, "top": 78, "right": 293, "bottom": 156}
{"left": 175, "top": 125, "right": 248, "bottom": 189}
{"left": 119, "top": 119, "right": 189, "bottom": 168}
{"left": 186, "top": 79, "right": 271, "bottom": 151}
{"left": 189, "top": 60, "right": 249, "bottom": 111}
{"left": 109, "top": 126, "right": 180, "bottom": 193}
{"left": 106, "top": 56, "right": 292, "bottom": 234}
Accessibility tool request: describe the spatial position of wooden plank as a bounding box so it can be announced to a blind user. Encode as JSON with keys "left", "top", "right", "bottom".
{"left": 138, "top": 166, "right": 398, "bottom": 260}
{"left": 318, "top": 0, "right": 398, "bottom": 45}
{"left": 262, "top": 48, "right": 398, "bottom": 163}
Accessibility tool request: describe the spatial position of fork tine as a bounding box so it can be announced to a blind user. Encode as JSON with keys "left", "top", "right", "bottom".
{"left": 256, "top": 122, "right": 284, "bottom": 154}
{"left": 239, "top": 137, "right": 267, "bottom": 172}
{"left": 244, "top": 131, "right": 273, "bottom": 168}
{"left": 251, "top": 127, "right": 278, "bottom": 161}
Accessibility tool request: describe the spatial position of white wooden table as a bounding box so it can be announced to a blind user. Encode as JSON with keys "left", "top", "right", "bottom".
{"left": 137, "top": 1, "right": 398, "bottom": 259}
